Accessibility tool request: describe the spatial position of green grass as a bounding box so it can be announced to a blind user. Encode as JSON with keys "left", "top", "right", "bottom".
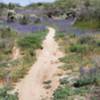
{"left": 0, "top": 29, "right": 47, "bottom": 82}
{"left": 54, "top": 32, "right": 100, "bottom": 100}
{"left": 69, "top": 44, "right": 88, "bottom": 54}
{"left": 53, "top": 86, "right": 74, "bottom": 100}
{"left": 53, "top": 86, "right": 90, "bottom": 100}
{"left": 10, "top": 30, "right": 47, "bottom": 82}
{"left": 74, "top": 20, "right": 100, "bottom": 29}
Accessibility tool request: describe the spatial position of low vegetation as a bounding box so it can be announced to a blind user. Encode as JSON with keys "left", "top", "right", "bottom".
{"left": 0, "top": 0, "right": 100, "bottom": 99}
{"left": 0, "top": 86, "right": 18, "bottom": 100}
{"left": 10, "top": 30, "right": 47, "bottom": 82}
{"left": 0, "top": 27, "right": 47, "bottom": 83}
{"left": 53, "top": 32, "right": 100, "bottom": 100}
{"left": 74, "top": 20, "right": 100, "bottom": 29}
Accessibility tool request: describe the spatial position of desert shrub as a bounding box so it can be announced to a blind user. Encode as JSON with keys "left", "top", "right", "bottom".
{"left": 10, "top": 66, "right": 28, "bottom": 82}
{"left": 18, "top": 36, "right": 42, "bottom": 49}
{"left": 53, "top": 86, "right": 74, "bottom": 100}
{"left": 74, "top": 86, "right": 90, "bottom": 95}
{"left": 68, "top": 33, "right": 76, "bottom": 38}
{"left": 18, "top": 31, "right": 47, "bottom": 50}
{"left": 74, "top": 77, "right": 95, "bottom": 87}
{"left": 9, "top": 54, "right": 34, "bottom": 82}
{"left": 0, "top": 69, "right": 7, "bottom": 80}
{"left": 95, "top": 71, "right": 100, "bottom": 86}
{"left": 74, "top": 19, "right": 100, "bottom": 29}
{"left": 59, "top": 54, "right": 83, "bottom": 70}
{"left": 60, "top": 54, "right": 81, "bottom": 63}
{"left": 0, "top": 3, "right": 7, "bottom": 9}
{"left": 19, "top": 15, "right": 29, "bottom": 25}
{"left": 74, "top": 66, "right": 100, "bottom": 87}
{"left": 0, "top": 27, "right": 16, "bottom": 38}
{"left": 0, "top": 41, "right": 5, "bottom": 49}
{"left": 69, "top": 44, "right": 87, "bottom": 53}
{"left": 8, "top": 3, "right": 15, "bottom": 9}
{"left": 0, "top": 86, "right": 18, "bottom": 100}
{"left": 3, "top": 48, "right": 12, "bottom": 54}
{"left": 56, "top": 33, "right": 65, "bottom": 38}
{"left": 7, "top": 12, "right": 15, "bottom": 22}
{"left": 11, "top": 31, "right": 47, "bottom": 82}
{"left": 78, "top": 35, "right": 95, "bottom": 45}
{"left": 53, "top": 85, "right": 90, "bottom": 100}
{"left": 0, "top": 28, "right": 16, "bottom": 65}
{"left": 96, "top": 40, "right": 100, "bottom": 47}
{"left": 34, "top": 18, "right": 41, "bottom": 24}
{"left": 59, "top": 77, "right": 69, "bottom": 85}
{"left": 28, "top": 49, "right": 35, "bottom": 56}
{"left": 91, "top": 87, "right": 100, "bottom": 100}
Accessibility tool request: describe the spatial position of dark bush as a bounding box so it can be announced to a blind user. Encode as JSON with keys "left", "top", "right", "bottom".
{"left": 34, "top": 18, "right": 41, "bottom": 24}
{"left": 19, "top": 15, "right": 29, "bottom": 25}
{"left": 8, "top": 3, "right": 15, "bottom": 9}
{"left": 7, "top": 12, "right": 15, "bottom": 22}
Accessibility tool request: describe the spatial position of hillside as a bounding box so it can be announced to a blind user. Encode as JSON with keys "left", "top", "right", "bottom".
{"left": 0, "top": 0, "right": 100, "bottom": 100}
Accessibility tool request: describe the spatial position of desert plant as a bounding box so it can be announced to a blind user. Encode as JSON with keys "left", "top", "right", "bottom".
{"left": 74, "top": 77, "right": 95, "bottom": 87}
{"left": 53, "top": 86, "right": 74, "bottom": 100}
{"left": 78, "top": 35, "right": 95, "bottom": 45}
{"left": 69, "top": 44, "right": 87, "bottom": 54}
{"left": 0, "top": 86, "right": 18, "bottom": 100}
{"left": 19, "top": 15, "right": 29, "bottom": 25}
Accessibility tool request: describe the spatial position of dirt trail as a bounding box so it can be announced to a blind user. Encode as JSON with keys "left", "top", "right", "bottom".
{"left": 12, "top": 46, "right": 20, "bottom": 60}
{"left": 15, "top": 27, "right": 64, "bottom": 100}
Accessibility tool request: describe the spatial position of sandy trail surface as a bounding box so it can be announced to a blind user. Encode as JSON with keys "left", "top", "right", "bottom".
{"left": 12, "top": 46, "right": 20, "bottom": 60}
{"left": 15, "top": 27, "right": 64, "bottom": 100}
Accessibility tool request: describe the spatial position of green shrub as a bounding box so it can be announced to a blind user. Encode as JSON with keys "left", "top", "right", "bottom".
{"left": 78, "top": 35, "right": 95, "bottom": 45}
{"left": 10, "top": 64, "right": 29, "bottom": 82}
{"left": 53, "top": 86, "right": 74, "bottom": 100}
{"left": 0, "top": 27, "right": 16, "bottom": 38}
{"left": 0, "top": 69, "right": 7, "bottom": 80}
{"left": 74, "top": 77, "right": 95, "bottom": 87}
{"left": 7, "top": 12, "right": 15, "bottom": 22}
{"left": 74, "top": 87, "right": 90, "bottom": 95}
{"left": 59, "top": 77, "right": 69, "bottom": 85}
{"left": 8, "top": 3, "right": 15, "bottom": 9}
{"left": 34, "top": 18, "right": 41, "bottom": 24}
{"left": 74, "top": 20, "right": 100, "bottom": 29}
{"left": 96, "top": 40, "right": 100, "bottom": 47}
{"left": 19, "top": 15, "right": 29, "bottom": 25}
{"left": 68, "top": 33, "right": 76, "bottom": 38}
{"left": 0, "top": 86, "right": 18, "bottom": 100}
{"left": 59, "top": 54, "right": 81, "bottom": 63}
{"left": 95, "top": 72, "right": 100, "bottom": 86}
{"left": 18, "top": 35, "right": 42, "bottom": 50}
{"left": 0, "top": 41, "right": 5, "bottom": 49}
{"left": 69, "top": 44, "right": 87, "bottom": 53}
{"left": 56, "top": 33, "right": 65, "bottom": 38}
